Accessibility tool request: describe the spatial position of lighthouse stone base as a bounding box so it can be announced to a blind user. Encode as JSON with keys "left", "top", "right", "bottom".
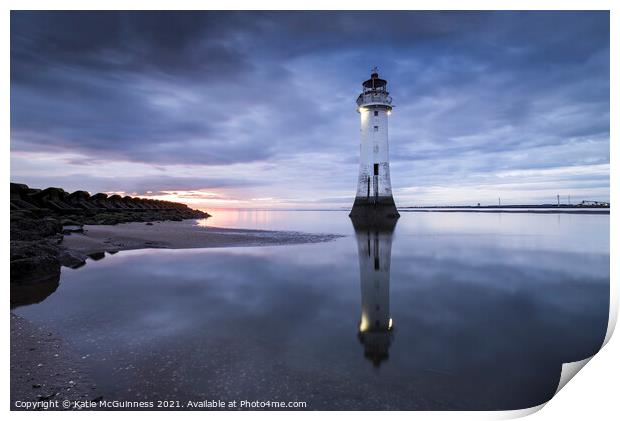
{"left": 349, "top": 196, "right": 400, "bottom": 220}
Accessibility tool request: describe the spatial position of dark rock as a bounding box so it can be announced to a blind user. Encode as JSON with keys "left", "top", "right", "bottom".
{"left": 61, "top": 218, "right": 83, "bottom": 225}
{"left": 10, "top": 183, "right": 40, "bottom": 211}
{"left": 29, "top": 187, "right": 81, "bottom": 214}
{"left": 10, "top": 241, "right": 61, "bottom": 286}
{"left": 62, "top": 225, "right": 84, "bottom": 235}
{"left": 66, "top": 190, "right": 101, "bottom": 211}
{"left": 11, "top": 214, "right": 62, "bottom": 241}
{"left": 121, "top": 196, "right": 142, "bottom": 209}
{"left": 107, "top": 195, "right": 128, "bottom": 209}
{"left": 11, "top": 278, "right": 60, "bottom": 309}
{"left": 58, "top": 249, "right": 87, "bottom": 269}
{"left": 87, "top": 252, "right": 106, "bottom": 261}
{"left": 90, "top": 193, "right": 116, "bottom": 210}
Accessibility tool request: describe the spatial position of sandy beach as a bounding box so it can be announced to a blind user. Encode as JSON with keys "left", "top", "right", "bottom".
{"left": 61, "top": 219, "right": 341, "bottom": 257}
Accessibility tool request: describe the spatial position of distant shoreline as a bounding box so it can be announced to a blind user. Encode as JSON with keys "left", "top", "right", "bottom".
{"left": 399, "top": 209, "right": 609, "bottom": 214}
{"left": 400, "top": 203, "right": 609, "bottom": 209}
{"left": 200, "top": 206, "right": 610, "bottom": 214}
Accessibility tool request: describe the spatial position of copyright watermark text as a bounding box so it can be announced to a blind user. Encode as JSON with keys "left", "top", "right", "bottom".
{"left": 13, "top": 399, "right": 308, "bottom": 410}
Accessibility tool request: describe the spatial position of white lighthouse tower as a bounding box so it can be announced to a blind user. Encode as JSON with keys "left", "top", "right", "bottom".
{"left": 350, "top": 68, "right": 399, "bottom": 219}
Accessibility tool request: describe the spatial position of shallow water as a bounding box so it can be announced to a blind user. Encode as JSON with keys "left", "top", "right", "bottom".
{"left": 14, "top": 210, "right": 609, "bottom": 410}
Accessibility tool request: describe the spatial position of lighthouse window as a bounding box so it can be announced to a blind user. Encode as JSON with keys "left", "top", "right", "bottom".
{"left": 373, "top": 126, "right": 379, "bottom": 132}
{"left": 374, "top": 164, "right": 379, "bottom": 175}
{"left": 374, "top": 110, "right": 378, "bottom": 116}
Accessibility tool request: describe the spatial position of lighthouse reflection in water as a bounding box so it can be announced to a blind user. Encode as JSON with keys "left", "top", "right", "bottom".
{"left": 352, "top": 216, "right": 398, "bottom": 367}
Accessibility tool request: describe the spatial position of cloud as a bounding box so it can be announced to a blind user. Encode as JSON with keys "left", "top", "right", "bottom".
{"left": 10, "top": 11, "right": 610, "bottom": 206}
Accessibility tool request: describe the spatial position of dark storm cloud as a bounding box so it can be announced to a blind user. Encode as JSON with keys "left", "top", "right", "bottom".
{"left": 10, "top": 11, "right": 609, "bottom": 203}
{"left": 10, "top": 11, "right": 254, "bottom": 78}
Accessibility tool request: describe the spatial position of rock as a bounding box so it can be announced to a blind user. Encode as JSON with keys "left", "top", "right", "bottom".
{"left": 62, "top": 225, "right": 84, "bottom": 235}
{"left": 10, "top": 183, "right": 40, "bottom": 211}
{"left": 11, "top": 213, "right": 62, "bottom": 241}
{"left": 11, "top": 278, "right": 60, "bottom": 309}
{"left": 61, "top": 217, "right": 83, "bottom": 225}
{"left": 90, "top": 193, "right": 115, "bottom": 210}
{"left": 66, "top": 190, "right": 102, "bottom": 211}
{"left": 107, "top": 195, "right": 129, "bottom": 209}
{"left": 58, "top": 249, "right": 87, "bottom": 269}
{"left": 29, "top": 187, "right": 81, "bottom": 213}
{"left": 10, "top": 212, "right": 80, "bottom": 306}
{"left": 87, "top": 252, "right": 106, "bottom": 261}
{"left": 9, "top": 260, "right": 59, "bottom": 287}
{"left": 10, "top": 241, "right": 61, "bottom": 288}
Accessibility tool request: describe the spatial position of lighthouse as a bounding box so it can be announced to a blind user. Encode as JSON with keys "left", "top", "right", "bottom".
{"left": 350, "top": 69, "right": 399, "bottom": 219}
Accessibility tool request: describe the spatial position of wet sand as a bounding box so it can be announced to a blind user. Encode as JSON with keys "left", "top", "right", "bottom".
{"left": 61, "top": 220, "right": 341, "bottom": 256}
{"left": 11, "top": 314, "right": 100, "bottom": 410}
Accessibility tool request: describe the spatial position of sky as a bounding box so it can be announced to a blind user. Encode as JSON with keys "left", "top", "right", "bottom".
{"left": 10, "top": 11, "right": 610, "bottom": 209}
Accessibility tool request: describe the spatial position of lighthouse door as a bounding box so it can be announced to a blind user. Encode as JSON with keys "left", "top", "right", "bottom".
{"left": 373, "top": 164, "right": 379, "bottom": 203}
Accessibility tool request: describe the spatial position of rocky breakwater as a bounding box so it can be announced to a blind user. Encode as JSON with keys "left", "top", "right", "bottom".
{"left": 10, "top": 183, "right": 209, "bottom": 306}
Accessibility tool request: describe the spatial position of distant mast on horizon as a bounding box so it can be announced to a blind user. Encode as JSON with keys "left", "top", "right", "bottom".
{"left": 350, "top": 69, "right": 399, "bottom": 219}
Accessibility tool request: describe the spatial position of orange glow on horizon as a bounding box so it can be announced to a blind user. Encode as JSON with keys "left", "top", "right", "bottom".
{"left": 104, "top": 188, "right": 349, "bottom": 212}
{"left": 129, "top": 189, "right": 295, "bottom": 212}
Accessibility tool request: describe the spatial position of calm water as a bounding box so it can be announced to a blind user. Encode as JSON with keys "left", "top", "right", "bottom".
{"left": 14, "top": 211, "right": 609, "bottom": 410}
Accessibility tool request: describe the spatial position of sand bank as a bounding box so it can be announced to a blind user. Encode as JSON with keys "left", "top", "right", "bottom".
{"left": 61, "top": 219, "right": 341, "bottom": 257}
